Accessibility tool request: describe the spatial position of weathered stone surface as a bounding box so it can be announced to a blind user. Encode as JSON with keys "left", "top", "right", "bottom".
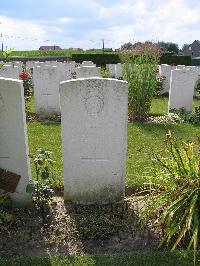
{"left": 60, "top": 78, "right": 128, "bottom": 204}
{"left": 81, "top": 61, "right": 96, "bottom": 67}
{"left": 0, "top": 78, "right": 31, "bottom": 205}
{"left": 33, "top": 65, "right": 60, "bottom": 115}
{"left": 115, "top": 63, "right": 123, "bottom": 79}
{"left": 106, "top": 64, "right": 115, "bottom": 77}
{"left": 159, "top": 64, "right": 176, "bottom": 94}
{"left": 0, "top": 65, "right": 20, "bottom": 79}
{"left": 76, "top": 66, "right": 101, "bottom": 78}
{"left": 168, "top": 69, "right": 198, "bottom": 111}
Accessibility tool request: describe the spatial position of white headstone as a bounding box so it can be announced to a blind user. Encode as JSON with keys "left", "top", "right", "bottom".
{"left": 168, "top": 69, "right": 197, "bottom": 112}
{"left": 33, "top": 65, "right": 60, "bottom": 115}
{"left": 57, "top": 62, "right": 72, "bottom": 82}
{"left": 0, "top": 65, "right": 20, "bottom": 79}
{"left": 115, "top": 63, "right": 123, "bottom": 79}
{"left": 69, "top": 61, "right": 77, "bottom": 79}
{"left": 76, "top": 66, "right": 101, "bottom": 78}
{"left": 26, "top": 61, "right": 35, "bottom": 68}
{"left": 159, "top": 64, "right": 176, "bottom": 94}
{"left": 176, "top": 65, "right": 185, "bottom": 70}
{"left": 106, "top": 64, "right": 115, "bottom": 77}
{"left": 60, "top": 78, "right": 128, "bottom": 204}
{"left": 44, "top": 61, "right": 58, "bottom": 66}
{"left": 0, "top": 78, "right": 31, "bottom": 205}
{"left": 82, "top": 61, "right": 96, "bottom": 67}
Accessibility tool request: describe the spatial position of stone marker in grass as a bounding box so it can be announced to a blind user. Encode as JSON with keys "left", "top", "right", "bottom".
{"left": 168, "top": 69, "right": 198, "bottom": 112}
{"left": 76, "top": 66, "right": 101, "bottom": 78}
{"left": 0, "top": 77, "right": 31, "bottom": 205}
{"left": 81, "top": 61, "right": 96, "bottom": 67}
{"left": 33, "top": 65, "right": 60, "bottom": 116}
{"left": 60, "top": 78, "right": 128, "bottom": 204}
{"left": 0, "top": 65, "right": 20, "bottom": 79}
{"left": 159, "top": 64, "right": 176, "bottom": 95}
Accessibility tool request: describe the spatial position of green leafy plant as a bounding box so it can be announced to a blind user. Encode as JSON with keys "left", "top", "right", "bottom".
{"left": 0, "top": 193, "right": 12, "bottom": 226}
{"left": 19, "top": 66, "right": 33, "bottom": 113}
{"left": 101, "top": 67, "right": 112, "bottom": 78}
{"left": 143, "top": 131, "right": 200, "bottom": 265}
{"left": 169, "top": 108, "right": 191, "bottom": 123}
{"left": 195, "top": 80, "right": 200, "bottom": 95}
{"left": 190, "top": 106, "right": 200, "bottom": 125}
{"left": 156, "top": 74, "right": 165, "bottom": 95}
{"left": 19, "top": 66, "right": 33, "bottom": 97}
{"left": 121, "top": 43, "right": 162, "bottom": 121}
{"left": 2, "top": 48, "right": 13, "bottom": 62}
{"left": 168, "top": 107, "right": 200, "bottom": 125}
{"left": 26, "top": 148, "right": 55, "bottom": 212}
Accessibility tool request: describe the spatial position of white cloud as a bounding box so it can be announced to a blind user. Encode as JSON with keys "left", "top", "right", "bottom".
{"left": 0, "top": 16, "right": 66, "bottom": 50}
{"left": 0, "top": 0, "right": 199, "bottom": 50}
{"left": 58, "top": 17, "right": 73, "bottom": 23}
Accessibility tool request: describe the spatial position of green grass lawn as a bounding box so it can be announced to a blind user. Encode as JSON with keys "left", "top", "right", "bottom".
{"left": 0, "top": 252, "right": 198, "bottom": 266}
{"left": 150, "top": 96, "right": 200, "bottom": 115}
{"left": 27, "top": 115, "right": 200, "bottom": 190}
{"left": 27, "top": 95, "right": 200, "bottom": 117}
{"left": 4, "top": 96, "right": 200, "bottom": 266}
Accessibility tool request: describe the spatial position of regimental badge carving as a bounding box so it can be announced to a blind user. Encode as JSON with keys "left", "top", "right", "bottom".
{"left": 80, "top": 80, "right": 105, "bottom": 116}
{"left": 85, "top": 95, "right": 104, "bottom": 115}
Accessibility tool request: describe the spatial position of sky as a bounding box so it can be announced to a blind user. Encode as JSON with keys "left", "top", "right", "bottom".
{"left": 0, "top": 0, "right": 199, "bottom": 51}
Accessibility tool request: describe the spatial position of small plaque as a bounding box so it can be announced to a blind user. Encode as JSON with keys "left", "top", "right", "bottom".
{"left": 0, "top": 168, "right": 21, "bottom": 193}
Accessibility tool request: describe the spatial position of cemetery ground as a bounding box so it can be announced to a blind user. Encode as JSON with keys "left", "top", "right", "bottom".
{"left": 1, "top": 94, "right": 200, "bottom": 266}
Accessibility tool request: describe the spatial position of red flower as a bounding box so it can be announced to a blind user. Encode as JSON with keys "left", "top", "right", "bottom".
{"left": 19, "top": 73, "right": 29, "bottom": 79}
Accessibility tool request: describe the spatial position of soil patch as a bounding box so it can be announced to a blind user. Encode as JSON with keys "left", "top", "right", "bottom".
{"left": 0, "top": 196, "right": 163, "bottom": 257}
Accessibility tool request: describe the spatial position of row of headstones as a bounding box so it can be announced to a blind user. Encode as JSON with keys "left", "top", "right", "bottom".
{"left": 0, "top": 61, "right": 101, "bottom": 80}
{"left": 32, "top": 62, "right": 102, "bottom": 115}
{"left": 0, "top": 77, "right": 128, "bottom": 206}
{"left": 106, "top": 63, "right": 124, "bottom": 79}
{"left": 160, "top": 64, "right": 200, "bottom": 111}
{"left": 0, "top": 61, "right": 199, "bottom": 114}
{"left": 0, "top": 62, "right": 23, "bottom": 79}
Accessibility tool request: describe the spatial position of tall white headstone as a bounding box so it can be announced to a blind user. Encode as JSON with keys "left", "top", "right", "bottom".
{"left": 115, "top": 63, "right": 123, "bottom": 79}
{"left": 33, "top": 65, "right": 60, "bottom": 115}
{"left": 0, "top": 78, "right": 31, "bottom": 205}
{"left": 76, "top": 66, "right": 101, "bottom": 78}
{"left": 0, "top": 65, "right": 20, "bottom": 79}
{"left": 159, "top": 64, "right": 176, "bottom": 94}
{"left": 60, "top": 78, "right": 128, "bottom": 204}
{"left": 106, "top": 64, "right": 115, "bottom": 77}
{"left": 168, "top": 69, "right": 197, "bottom": 112}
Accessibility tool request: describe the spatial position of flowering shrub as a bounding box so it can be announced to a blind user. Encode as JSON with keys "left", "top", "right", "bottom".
{"left": 19, "top": 73, "right": 29, "bottom": 79}
{"left": 19, "top": 69, "right": 32, "bottom": 97}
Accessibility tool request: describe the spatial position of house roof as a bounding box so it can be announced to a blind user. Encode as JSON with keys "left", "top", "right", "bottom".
{"left": 39, "top": 46, "right": 62, "bottom": 50}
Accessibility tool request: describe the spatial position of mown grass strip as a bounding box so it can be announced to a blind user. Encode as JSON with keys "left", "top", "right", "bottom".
{"left": 0, "top": 251, "right": 198, "bottom": 266}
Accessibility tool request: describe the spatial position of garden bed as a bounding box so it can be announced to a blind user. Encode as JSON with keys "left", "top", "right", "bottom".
{"left": 0, "top": 196, "right": 162, "bottom": 258}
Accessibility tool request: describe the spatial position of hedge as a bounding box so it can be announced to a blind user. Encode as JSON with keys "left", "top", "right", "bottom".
{"left": 160, "top": 55, "right": 191, "bottom": 66}
{"left": 71, "top": 53, "right": 121, "bottom": 67}
{"left": 72, "top": 53, "right": 191, "bottom": 67}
